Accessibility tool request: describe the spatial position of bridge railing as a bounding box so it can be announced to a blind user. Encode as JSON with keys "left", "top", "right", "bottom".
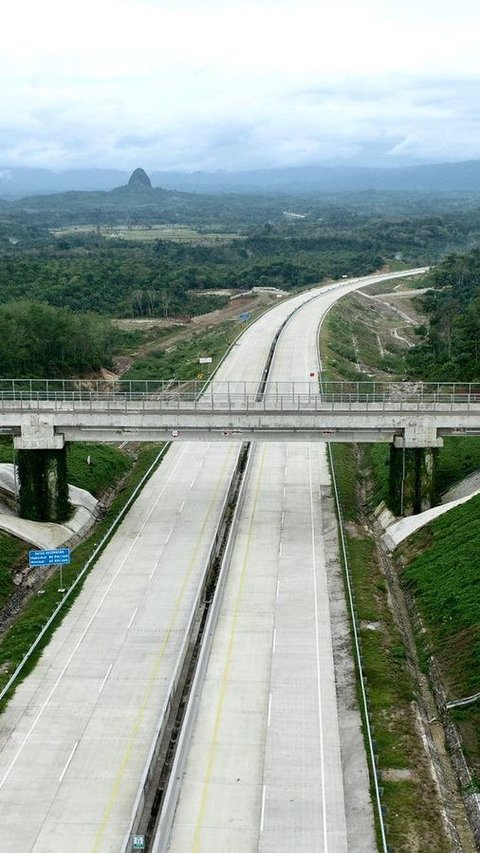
{"left": 0, "top": 379, "right": 480, "bottom": 411}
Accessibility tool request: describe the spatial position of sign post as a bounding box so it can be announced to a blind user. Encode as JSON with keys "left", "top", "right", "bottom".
{"left": 198, "top": 356, "right": 213, "bottom": 379}
{"left": 28, "top": 548, "right": 71, "bottom": 593}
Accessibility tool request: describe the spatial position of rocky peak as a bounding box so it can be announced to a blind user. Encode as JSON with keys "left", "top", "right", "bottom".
{"left": 128, "top": 168, "right": 152, "bottom": 189}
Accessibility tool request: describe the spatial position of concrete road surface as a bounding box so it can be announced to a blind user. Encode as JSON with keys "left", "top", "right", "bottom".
{"left": 166, "top": 273, "right": 426, "bottom": 852}
{"left": 0, "top": 270, "right": 424, "bottom": 851}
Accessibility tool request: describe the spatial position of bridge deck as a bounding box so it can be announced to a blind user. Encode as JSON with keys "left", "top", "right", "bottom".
{"left": 3, "top": 389, "right": 480, "bottom": 448}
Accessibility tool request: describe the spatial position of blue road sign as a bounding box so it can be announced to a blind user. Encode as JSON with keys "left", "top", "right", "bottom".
{"left": 238, "top": 311, "right": 251, "bottom": 322}
{"left": 28, "top": 548, "right": 71, "bottom": 568}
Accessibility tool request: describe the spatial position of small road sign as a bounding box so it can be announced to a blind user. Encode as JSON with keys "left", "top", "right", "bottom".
{"left": 132, "top": 836, "right": 145, "bottom": 850}
{"left": 238, "top": 311, "right": 251, "bottom": 322}
{"left": 28, "top": 548, "right": 71, "bottom": 568}
{"left": 198, "top": 356, "right": 212, "bottom": 364}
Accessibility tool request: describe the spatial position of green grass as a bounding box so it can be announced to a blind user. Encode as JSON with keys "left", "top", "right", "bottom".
{"left": 0, "top": 437, "right": 14, "bottom": 464}
{"left": 402, "top": 496, "right": 480, "bottom": 698}
{"left": 451, "top": 705, "right": 480, "bottom": 779}
{"left": 112, "top": 323, "right": 181, "bottom": 350}
{"left": 362, "top": 274, "right": 428, "bottom": 294}
{"left": 330, "top": 443, "right": 359, "bottom": 521}
{"left": 437, "top": 436, "right": 480, "bottom": 495}
{"left": 122, "top": 320, "right": 244, "bottom": 382}
{"left": 321, "top": 292, "right": 408, "bottom": 381}
{"left": 364, "top": 443, "right": 390, "bottom": 509}
{"left": 0, "top": 533, "right": 26, "bottom": 608}
{"left": 66, "top": 443, "right": 130, "bottom": 496}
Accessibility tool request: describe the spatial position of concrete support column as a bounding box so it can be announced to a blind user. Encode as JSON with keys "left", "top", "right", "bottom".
{"left": 389, "top": 445, "right": 437, "bottom": 516}
{"left": 17, "top": 448, "right": 70, "bottom": 522}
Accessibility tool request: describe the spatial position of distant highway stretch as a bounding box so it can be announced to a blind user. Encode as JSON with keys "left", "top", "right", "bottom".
{"left": 0, "top": 269, "right": 424, "bottom": 851}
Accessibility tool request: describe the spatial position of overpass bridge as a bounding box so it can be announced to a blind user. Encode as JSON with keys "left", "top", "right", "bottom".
{"left": 3, "top": 378, "right": 480, "bottom": 449}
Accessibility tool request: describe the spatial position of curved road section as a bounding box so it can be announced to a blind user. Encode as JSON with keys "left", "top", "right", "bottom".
{"left": 0, "top": 270, "right": 425, "bottom": 851}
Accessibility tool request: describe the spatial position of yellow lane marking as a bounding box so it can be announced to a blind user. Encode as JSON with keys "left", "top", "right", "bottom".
{"left": 192, "top": 444, "right": 267, "bottom": 853}
{"left": 92, "top": 445, "right": 236, "bottom": 852}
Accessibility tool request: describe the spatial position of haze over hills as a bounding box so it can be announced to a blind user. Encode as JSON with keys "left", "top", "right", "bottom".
{"left": 2, "top": 160, "right": 480, "bottom": 199}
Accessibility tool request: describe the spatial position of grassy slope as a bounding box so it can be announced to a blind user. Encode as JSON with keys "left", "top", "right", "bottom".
{"left": 331, "top": 443, "right": 451, "bottom": 852}
{"left": 66, "top": 443, "right": 130, "bottom": 495}
{"left": 122, "top": 319, "right": 246, "bottom": 382}
{"left": 402, "top": 498, "right": 480, "bottom": 699}
{"left": 323, "top": 293, "right": 480, "bottom": 508}
{"left": 0, "top": 534, "right": 26, "bottom": 608}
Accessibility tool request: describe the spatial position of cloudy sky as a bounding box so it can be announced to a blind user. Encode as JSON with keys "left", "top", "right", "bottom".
{"left": 1, "top": 0, "right": 479, "bottom": 172}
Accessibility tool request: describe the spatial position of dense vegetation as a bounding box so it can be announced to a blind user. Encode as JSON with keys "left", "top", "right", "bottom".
{"left": 0, "top": 302, "right": 113, "bottom": 377}
{"left": 403, "top": 496, "right": 480, "bottom": 698}
{"left": 0, "top": 227, "right": 384, "bottom": 317}
{"left": 407, "top": 248, "right": 480, "bottom": 380}
{"left": 2, "top": 187, "right": 480, "bottom": 325}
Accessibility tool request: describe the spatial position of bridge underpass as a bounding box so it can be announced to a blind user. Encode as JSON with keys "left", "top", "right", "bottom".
{"left": 2, "top": 379, "right": 480, "bottom": 519}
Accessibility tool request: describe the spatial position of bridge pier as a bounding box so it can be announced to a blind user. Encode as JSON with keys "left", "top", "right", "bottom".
{"left": 13, "top": 420, "right": 70, "bottom": 522}
{"left": 17, "top": 448, "right": 70, "bottom": 522}
{"left": 389, "top": 445, "right": 437, "bottom": 516}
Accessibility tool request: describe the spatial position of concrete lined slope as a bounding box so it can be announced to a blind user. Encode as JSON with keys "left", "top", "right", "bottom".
{"left": 0, "top": 463, "right": 99, "bottom": 548}
{"left": 383, "top": 487, "right": 480, "bottom": 551}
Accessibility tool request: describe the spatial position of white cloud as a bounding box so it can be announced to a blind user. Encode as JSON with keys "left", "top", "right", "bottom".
{"left": 0, "top": 0, "right": 479, "bottom": 169}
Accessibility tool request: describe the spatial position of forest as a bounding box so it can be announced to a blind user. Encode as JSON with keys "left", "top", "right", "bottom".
{"left": 0, "top": 302, "right": 113, "bottom": 377}
{"left": 2, "top": 184, "right": 480, "bottom": 377}
{"left": 407, "top": 248, "right": 480, "bottom": 381}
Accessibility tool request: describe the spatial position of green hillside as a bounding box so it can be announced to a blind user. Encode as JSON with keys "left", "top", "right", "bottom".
{"left": 403, "top": 495, "right": 480, "bottom": 698}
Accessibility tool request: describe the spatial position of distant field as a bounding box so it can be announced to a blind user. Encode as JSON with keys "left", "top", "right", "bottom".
{"left": 51, "top": 224, "right": 245, "bottom": 245}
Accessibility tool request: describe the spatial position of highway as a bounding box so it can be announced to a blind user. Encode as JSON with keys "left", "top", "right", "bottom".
{"left": 164, "top": 276, "right": 387, "bottom": 852}
{"left": 0, "top": 270, "right": 423, "bottom": 851}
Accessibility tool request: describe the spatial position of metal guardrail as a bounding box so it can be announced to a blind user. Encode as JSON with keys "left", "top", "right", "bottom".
{"left": 2, "top": 381, "right": 480, "bottom": 414}
{"left": 149, "top": 444, "right": 254, "bottom": 853}
{"left": 2, "top": 377, "right": 480, "bottom": 400}
{"left": 329, "top": 446, "right": 389, "bottom": 853}
{"left": 120, "top": 443, "right": 250, "bottom": 852}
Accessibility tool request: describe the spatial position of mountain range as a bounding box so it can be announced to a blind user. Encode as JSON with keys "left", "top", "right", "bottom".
{"left": 2, "top": 160, "right": 480, "bottom": 199}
